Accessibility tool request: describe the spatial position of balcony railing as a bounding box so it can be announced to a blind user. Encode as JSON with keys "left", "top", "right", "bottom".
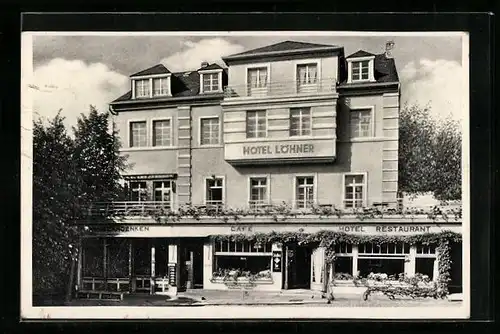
{"left": 223, "top": 78, "right": 337, "bottom": 99}
{"left": 84, "top": 199, "right": 461, "bottom": 220}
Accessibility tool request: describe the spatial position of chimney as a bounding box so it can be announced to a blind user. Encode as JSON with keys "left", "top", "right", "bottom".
{"left": 201, "top": 61, "right": 209, "bottom": 68}
{"left": 385, "top": 41, "right": 395, "bottom": 58}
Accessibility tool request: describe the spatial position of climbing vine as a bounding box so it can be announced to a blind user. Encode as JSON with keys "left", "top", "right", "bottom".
{"left": 209, "top": 230, "right": 461, "bottom": 296}
{"left": 97, "top": 203, "right": 462, "bottom": 224}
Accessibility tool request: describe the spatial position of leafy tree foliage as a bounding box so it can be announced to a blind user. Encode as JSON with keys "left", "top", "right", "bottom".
{"left": 72, "top": 106, "right": 128, "bottom": 204}
{"left": 32, "top": 106, "right": 127, "bottom": 302}
{"left": 32, "top": 112, "right": 81, "bottom": 298}
{"left": 398, "top": 104, "right": 462, "bottom": 201}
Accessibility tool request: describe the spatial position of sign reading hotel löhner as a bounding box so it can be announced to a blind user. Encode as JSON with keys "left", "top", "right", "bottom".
{"left": 224, "top": 139, "right": 336, "bottom": 163}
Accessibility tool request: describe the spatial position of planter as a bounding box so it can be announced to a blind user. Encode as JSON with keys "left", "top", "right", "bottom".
{"left": 330, "top": 279, "right": 438, "bottom": 299}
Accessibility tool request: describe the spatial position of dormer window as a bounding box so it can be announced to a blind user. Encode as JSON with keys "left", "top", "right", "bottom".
{"left": 134, "top": 79, "right": 150, "bottom": 98}
{"left": 202, "top": 72, "right": 220, "bottom": 93}
{"left": 346, "top": 52, "right": 376, "bottom": 84}
{"left": 132, "top": 75, "right": 171, "bottom": 99}
{"left": 153, "top": 77, "right": 170, "bottom": 96}
{"left": 351, "top": 60, "right": 370, "bottom": 81}
{"left": 199, "top": 71, "right": 223, "bottom": 94}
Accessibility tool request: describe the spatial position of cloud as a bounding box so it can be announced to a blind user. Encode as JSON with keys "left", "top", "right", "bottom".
{"left": 160, "top": 38, "right": 245, "bottom": 72}
{"left": 30, "top": 58, "right": 129, "bottom": 131}
{"left": 399, "top": 59, "right": 466, "bottom": 124}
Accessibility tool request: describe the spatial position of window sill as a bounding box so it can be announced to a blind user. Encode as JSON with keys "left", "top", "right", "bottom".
{"left": 121, "top": 146, "right": 178, "bottom": 152}
{"left": 197, "top": 144, "right": 223, "bottom": 149}
{"left": 210, "top": 277, "right": 274, "bottom": 284}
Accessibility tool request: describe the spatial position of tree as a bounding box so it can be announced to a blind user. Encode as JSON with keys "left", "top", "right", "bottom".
{"left": 398, "top": 103, "right": 462, "bottom": 201}
{"left": 32, "top": 106, "right": 129, "bottom": 304}
{"left": 32, "top": 112, "right": 82, "bottom": 302}
{"left": 72, "top": 106, "right": 128, "bottom": 205}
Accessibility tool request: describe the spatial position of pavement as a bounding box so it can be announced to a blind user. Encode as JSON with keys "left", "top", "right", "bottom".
{"left": 177, "top": 289, "right": 329, "bottom": 306}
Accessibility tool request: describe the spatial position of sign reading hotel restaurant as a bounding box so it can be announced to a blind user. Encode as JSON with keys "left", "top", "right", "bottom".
{"left": 224, "top": 139, "right": 336, "bottom": 163}
{"left": 89, "top": 223, "right": 461, "bottom": 238}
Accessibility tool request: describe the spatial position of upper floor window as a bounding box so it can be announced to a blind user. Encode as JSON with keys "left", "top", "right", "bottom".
{"left": 290, "top": 108, "right": 311, "bottom": 137}
{"left": 246, "top": 110, "right": 267, "bottom": 138}
{"left": 351, "top": 60, "right": 370, "bottom": 82}
{"left": 154, "top": 180, "right": 173, "bottom": 207}
{"left": 350, "top": 109, "right": 372, "bottom": 138}
{"left": 249, "top": 177, "right": 268, "bottom": 208}
{"left": 153, "top": 77, "right": 169, "bottom": 96}
{"left": 200, "top": 117, "right": 220, "bottom": 145}
{"left": 202, "top": 73, "right": 220, "bottom": 93}
{"left": 295, "top": 176, "right": 315, "bottom": 209}
{"left": 129, "top": 181, "right": 148, "bottom": 201}
{"left": 297, "top": 63, "right": 318, "bottom": 85}
{"left": 247, "top": 67, "right": 268, "bottom": 96}
{"left": 344, "top": 174, "right": 365, "bottom": 208}
{"left": 205, "top": 177, "right": 224, "bottom": 206}
{"left": 153, "top": 119, "right": 172, "bottom": 147}
{"left": 134, "top": 79, "right": 150, "bottom": 98}
{"left": 130, "top": 121, "right": 147, "bottom": 147}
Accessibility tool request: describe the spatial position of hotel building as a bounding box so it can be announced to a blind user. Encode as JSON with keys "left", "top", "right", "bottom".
{"left": 77, "top": 41, "right": 462, "bottom": 296}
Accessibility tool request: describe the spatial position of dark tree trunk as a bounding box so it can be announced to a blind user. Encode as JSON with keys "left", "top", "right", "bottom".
{"left": 66, "top": 257, "right": 76, "bottom": 303}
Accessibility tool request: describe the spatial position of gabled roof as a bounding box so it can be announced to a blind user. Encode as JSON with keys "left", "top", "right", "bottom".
{"left": 111, "top": 63, "right": 227, "bottom": 104}
{"left": 222, "top": 40, "right": 342, "bottom": 62}
{"left": 130, "top": 64, "right": 170, "bottom": 77}
{"left": 346, "top": 50, "right": 375, "bottom": 58}
{"left": 198, "top": 63, "right": 224, "bottom": 71}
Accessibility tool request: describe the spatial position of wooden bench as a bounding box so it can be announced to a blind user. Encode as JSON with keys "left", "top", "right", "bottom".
{"left": 76, "top": 290, "right": 125, "bottom": 301}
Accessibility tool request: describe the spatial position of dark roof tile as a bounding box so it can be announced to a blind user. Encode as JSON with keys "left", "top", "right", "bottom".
{"left": 225, "top": 40, "right": 339, "bottom": 58}
{"left": 198, "top": 63, "right": 224, "bottom": 71}
{"left": 346, "top": 50, "right": 375, "bottom": 58}
{"left": 130, "top": 64, "right": 170, "bottom": 77}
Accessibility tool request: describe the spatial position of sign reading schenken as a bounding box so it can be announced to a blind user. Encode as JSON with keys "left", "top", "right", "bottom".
{"left": 243, "top": 143, "right": 314, "bottom": 155}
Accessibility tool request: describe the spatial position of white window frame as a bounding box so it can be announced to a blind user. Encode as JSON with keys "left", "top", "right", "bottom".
{"left": 214, "top": 240, "right": 273, "bottom": 256}
{"left": 199, "top": 116, "right": 221, "bottom": 146}
{"left": 289, "top": 107, "right": 312, "bottom": 137}
{"left": 245, "top": 64, "right": 271, "bottom": 93}
{"left": 129, "top": 181, "right": 148, "bottom": 202}
{"left": 152, "top": 76, "right": 171, "bottom": 97}
{"left": 294, "top": 59, "right": 321, "bottom": 89}
{"left": 150, "top": 117, "right": 173, "bottom": 148}
{"left": 347, "top": 56, "right": 375, "bottom": 83}
{"left": 342, "top": 172, "right": 368, "bottom": 209}
{"left": 132, "top": 73, "right": 172, "bottom": 99}
{"left": 349, "top": 106, "right": 375, "bottom": 139}
{"left": 247, "top": 174, "right": 271, "bottom": 208}
{"left": 293, "top": 173, "right": 318, "bottom": 209}
{"left": 204, "top": 175, "right": 226, "bottom": 206}
{"left": 199, "top": 69, "right": 223, "bottom": 94}
{"left": 153, "top": 180, "right": 174, "bottom": 208}
{"left": 128, "top": 119, "right": 148, "bottom": 148}
{"left": 246, "top": 110, "right": 268, "bottom": 139}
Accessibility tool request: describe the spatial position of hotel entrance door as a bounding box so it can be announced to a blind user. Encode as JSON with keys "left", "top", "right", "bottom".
{"left": 284, "top": 244, "right": 311, "bottom": 289}
{"left": 180, "top": 240, "right": 204, "bottom": 290}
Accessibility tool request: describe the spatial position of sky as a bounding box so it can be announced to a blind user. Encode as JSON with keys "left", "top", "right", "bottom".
{"left": 27, "top": 33, "right": 467, "bottom": 131}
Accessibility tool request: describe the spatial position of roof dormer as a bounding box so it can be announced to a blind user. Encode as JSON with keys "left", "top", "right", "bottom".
{"left": 346, "top": 50, "right": 376, "bottom": 84}
{"left": 198, "top": 62, "right": 224, "bottom": 94}
{"left": 130, "top": 64, "right": 172, "bottom": 99}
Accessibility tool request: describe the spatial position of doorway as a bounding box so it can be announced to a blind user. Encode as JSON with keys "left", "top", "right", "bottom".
{"left": 449, "top": 242, "right": 463, "bottom": 294}
{"left": 285, "top": 244, "right": 311, "bottom": 289}
{"left": 180, "top": 239, "right": 204, "bottom": 290}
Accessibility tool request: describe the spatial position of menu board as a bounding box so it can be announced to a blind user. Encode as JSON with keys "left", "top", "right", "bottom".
{"left": 272, "top": 251, "right": 282, "bottom": 272}
{"left": 168, "top": 264, "right": 176, "bottom": 286}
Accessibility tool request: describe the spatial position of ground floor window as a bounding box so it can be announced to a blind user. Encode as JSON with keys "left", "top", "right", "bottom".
{"left": 82, "top": 238, "right": 104, "bottom": 277}
{"left": 107, "top": 239, "right": 129, "bottom": 278}
{"left": 213, "top": 240, "right": 272, "bottom": 279}
{"left": 357, "top": 258, "right": 405, "bottom": 278}
{"left": 333, "top": 242, "right": 353, "bottom": 278}
{"left": 415, "top": 243, "right": 437, "bottom": 280}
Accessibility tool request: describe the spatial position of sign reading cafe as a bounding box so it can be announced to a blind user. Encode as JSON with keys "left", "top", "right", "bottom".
{"left": 243, "top": 143, "right": 315, "bottom": 156}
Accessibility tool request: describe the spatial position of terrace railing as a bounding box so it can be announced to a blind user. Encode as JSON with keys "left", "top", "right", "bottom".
{"left": 223, "top": 78, "right": 337, "bottom": 99}
{"left": 85, "top": 199, "right": 461, "bottom": 219}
